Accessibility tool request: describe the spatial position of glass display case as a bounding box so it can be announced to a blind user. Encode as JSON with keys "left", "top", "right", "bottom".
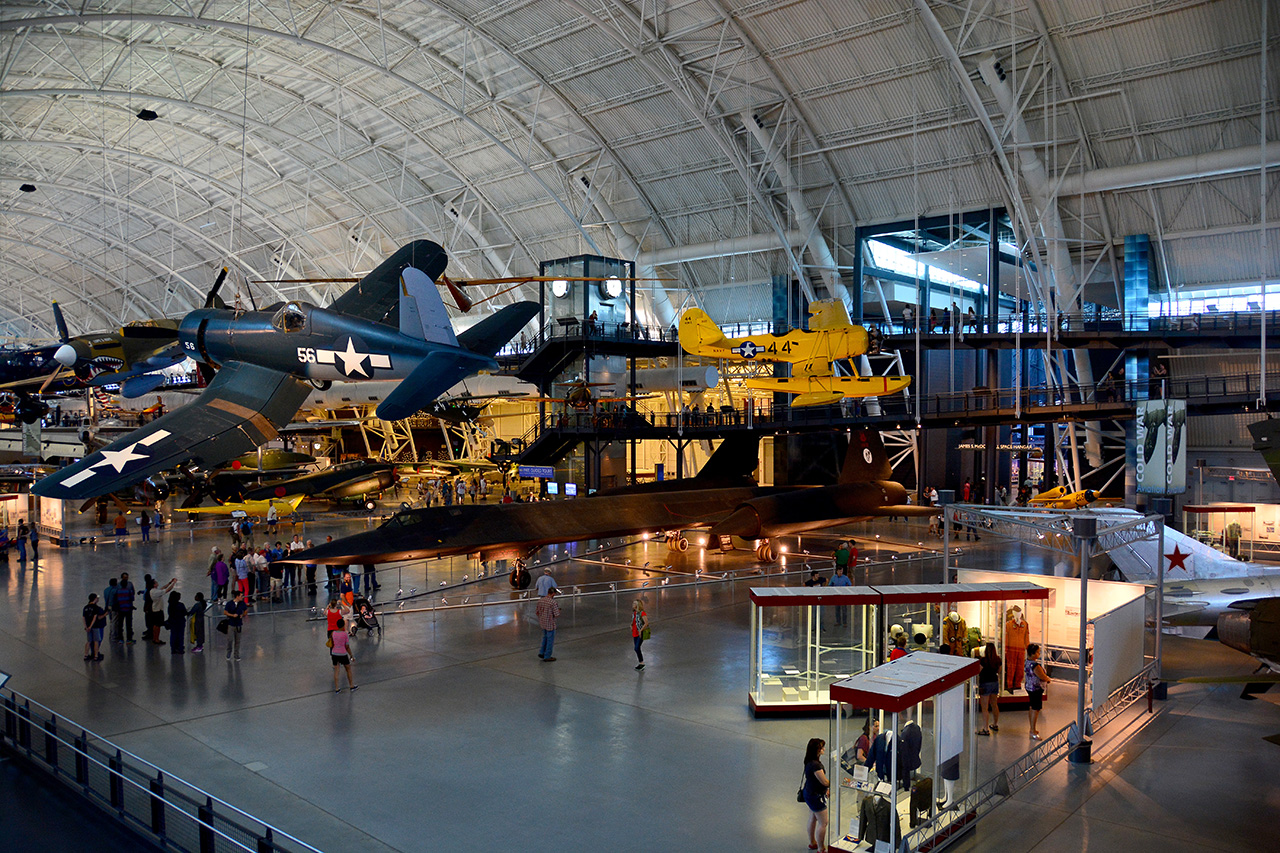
{"left": 827, "top": 653, "right": 980, "bottom": 852}
{"left": 749, "top": 583, "right": 1049, "bottom": 716}
{"left": 749, "top": 587, "right": 881, "bottom": 714}
{"left": 884, "top": 582, "right": 1049, "bottom": 706}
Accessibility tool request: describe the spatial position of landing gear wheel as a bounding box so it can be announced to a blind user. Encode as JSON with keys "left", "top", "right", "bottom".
{"left": 668, "top": 535, "right": 689, "bottom": 552}
{"left": 755, "top": 543, "right": 777, "bottom": 562}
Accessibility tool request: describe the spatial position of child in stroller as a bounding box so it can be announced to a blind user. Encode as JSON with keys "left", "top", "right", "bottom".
{"left": 351, "top": 595, "right": 381, "bottom": 636}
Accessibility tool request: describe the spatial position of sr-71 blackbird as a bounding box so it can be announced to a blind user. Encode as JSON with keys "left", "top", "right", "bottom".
{"left": 290, "top": 429, "right": 938, "bottom": 567}
{"left": 33, "top": 240, "right": 538, "bottom": 501}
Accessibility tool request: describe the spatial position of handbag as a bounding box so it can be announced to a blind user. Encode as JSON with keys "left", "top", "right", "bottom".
{"left": 326, "top": 637, "right": 334, "bottom": 649}
{"left": 216, "top": 618, "right": 230, "bottom": 635}
{"left": 797, "top": 779, "right": 806, "bottom": 803}
{"left": 641, "top": 626, "right": 651, "bottom": 640}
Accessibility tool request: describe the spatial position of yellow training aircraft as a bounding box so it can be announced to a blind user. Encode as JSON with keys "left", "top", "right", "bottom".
{"left": 678, "top": 300, "right": 911, "bottom": 406}
{"left": 1027, "top": 486, "right": 1097, "bottom": 509}
{"left": 179, "top": 495, "right": 305, "bottom": 517}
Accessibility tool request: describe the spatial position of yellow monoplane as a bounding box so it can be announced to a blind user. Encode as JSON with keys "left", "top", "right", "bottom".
{"left": 1027, "top": 486, "right": 1097, "bottom": 509}
{"left": 678, "top": 300, "right": 911, "bottom": 406}
{"left": 180, "top": 494, "right": 305, "bottom": 517}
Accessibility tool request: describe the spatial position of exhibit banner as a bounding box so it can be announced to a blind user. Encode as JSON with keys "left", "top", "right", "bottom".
{"left": 38, "top": 497, "right": 64, "bottom": 537}
{"left": 1090, "top": 596, "right": 1146, "bottom": 714}
{"left": 1136, "top": 399, "right": 1187, "bottom": 495}
{"left": 21, "top": 419, "right": 40, "bottom": 458}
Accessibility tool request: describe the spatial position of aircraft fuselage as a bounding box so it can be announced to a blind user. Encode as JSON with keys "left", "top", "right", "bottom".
{"left": 178, "top": 305, "right": 491, "bottom": 384}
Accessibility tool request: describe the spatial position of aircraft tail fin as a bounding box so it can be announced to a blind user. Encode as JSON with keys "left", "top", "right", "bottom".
{"left": 457, "top": 302, "right": 541, "bottom": 357}
{"left": 678, "top": 307, "right": 729, "bottom": 355}
{"left": 399, "top": 267, "right": 458, "bottom": 346}
{"left": 1102, "top": 513, "right": 1252, "bottom": 583}
{"left": 695, "top": 434, "right": 760, "bottom": 482}
{"left": 808, "top": 299, "right": 852, "bottom": 331}
{"left": 1248, "top": 417, "right": 1280, "bottom": 481}
{"left": 839, "top": 429, "right": 893, "bottom": 483}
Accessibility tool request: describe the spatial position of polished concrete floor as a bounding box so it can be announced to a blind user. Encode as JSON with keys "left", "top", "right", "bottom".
{"left": 1, "top": 518, "right": 1277, "bottom": 852}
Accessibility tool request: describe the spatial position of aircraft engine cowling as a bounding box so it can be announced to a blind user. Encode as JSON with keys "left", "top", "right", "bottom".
{"left": 1217, "top": 610, "right": 1253, "bottom": 658}
{"left": 326, "top": 471, "right": 397, "bottom": 500}
{"left": 709, "top": 481, "right": 909, "bottom": 540}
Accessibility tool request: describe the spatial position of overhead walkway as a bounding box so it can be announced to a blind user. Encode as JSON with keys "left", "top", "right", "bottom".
{"left": 501, "top": 318, "right": 678, "bottom": 388}
{"left": 507, "top": 368, "right": 1280, "bottom": 469}
{"left": 876, "top": 307, "right": 1279, "bottom": 351}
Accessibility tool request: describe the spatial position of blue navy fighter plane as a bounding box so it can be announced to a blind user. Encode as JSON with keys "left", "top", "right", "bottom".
{"left": 34, "top": 240, "right": 538, "bottom": 500}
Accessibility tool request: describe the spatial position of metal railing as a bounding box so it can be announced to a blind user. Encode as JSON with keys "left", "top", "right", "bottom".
{"left": 0, "top": 689, "right": 324, "bottom": 853}
{"left": 901, "top": 662, "right": 1158, "bottom": 853}
{"left": 510, "top": 367, "right": 1280, "bottom": 452}
{"left": 499, "top": 317, "right": 679, "bottom": 358}
{"left": 1088, "top": 663, "right": 1158, "bottom": 733}
{"left": 349, "top": 534, "right": 948, "bottom": 623}
{"left": 872, "top": 306, "right": 1280, "bottom": 339}
{"left": 901, "top": 722, "right": 1073, "bottom": 853}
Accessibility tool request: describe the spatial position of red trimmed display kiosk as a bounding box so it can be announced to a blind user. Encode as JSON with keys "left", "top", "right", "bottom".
{"left": 826, "top": 652, "right": 980, "bottom": 852}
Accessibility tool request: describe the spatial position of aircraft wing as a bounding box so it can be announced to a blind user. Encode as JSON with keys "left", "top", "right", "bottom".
{"left": 33, "top": 362, "right": 309, "bottom": 500}
{"left": 1179, "top": 673, "right": 1280, "bottom": 684}
{"left": 328, "top": 240, "right": 447, "bottom": 327}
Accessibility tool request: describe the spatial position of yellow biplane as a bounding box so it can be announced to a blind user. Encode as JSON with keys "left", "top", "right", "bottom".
{"left": 678, "top": 300, "right": 911, "bottom": 406}
{"left": 1027, "top": 486, "right": 1097, "bottom": 509}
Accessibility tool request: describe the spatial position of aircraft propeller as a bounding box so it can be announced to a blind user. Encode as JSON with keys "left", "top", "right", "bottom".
{"left": 195, "top": 268, "right": 231, "bottom": 385}
{"left": 205, "top": 268, "right": 229, "bottom": 310}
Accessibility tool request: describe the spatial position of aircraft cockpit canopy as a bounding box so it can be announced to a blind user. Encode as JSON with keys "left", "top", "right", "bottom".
{"left": 271, "top": 302, "right": 310, "bottom": 333}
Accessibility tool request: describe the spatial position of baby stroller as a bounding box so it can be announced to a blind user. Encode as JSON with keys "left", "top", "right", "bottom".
{"left": 351, "top": 595, "right": 381, "bottom": 637}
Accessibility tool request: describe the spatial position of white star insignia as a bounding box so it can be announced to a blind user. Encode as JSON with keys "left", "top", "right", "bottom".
{"left": 100, "top": 444, "right": 150, "bottom": 472}
{"left": 60, "top": 430, "right": 171, "bottom": 488}
{"left": 336, "top": 338, "right": 370, "bottom": 377}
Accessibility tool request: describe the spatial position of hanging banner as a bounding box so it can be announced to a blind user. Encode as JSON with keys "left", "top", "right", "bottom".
{"left": 21, "top": 419, "right": 40, "bottom": 457}
{"left": 1136, "top": 400, "right": 1187, "bottom": 495}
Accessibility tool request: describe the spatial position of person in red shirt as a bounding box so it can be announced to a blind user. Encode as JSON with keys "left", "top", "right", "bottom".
{"left": 536, "top": 587, "right": 561, "bottom": 662}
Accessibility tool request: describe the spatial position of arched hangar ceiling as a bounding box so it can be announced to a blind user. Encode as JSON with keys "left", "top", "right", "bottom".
{"left": 0, "top": 0, "right": 1276, "bottom": 339}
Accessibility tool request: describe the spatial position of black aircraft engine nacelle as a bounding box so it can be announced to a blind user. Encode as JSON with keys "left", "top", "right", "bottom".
{"left": 142, "top": 476, "right": 171, "bottom": 503}
{"left": 711, "top": 480, "right": 909, "bottom": 539}
{"left": 16, "top": 395, "right": 48, "bottom": 424}
{"left": 209, "top": 474, "right": 247, "bottom": 504}
{"left": 1218, "top": 599, "right": 1280, "bottom": 663}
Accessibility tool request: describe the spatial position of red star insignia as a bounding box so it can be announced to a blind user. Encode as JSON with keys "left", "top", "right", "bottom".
{"left": 1165, "top": 546, "right": 1191, "bottom": 574}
